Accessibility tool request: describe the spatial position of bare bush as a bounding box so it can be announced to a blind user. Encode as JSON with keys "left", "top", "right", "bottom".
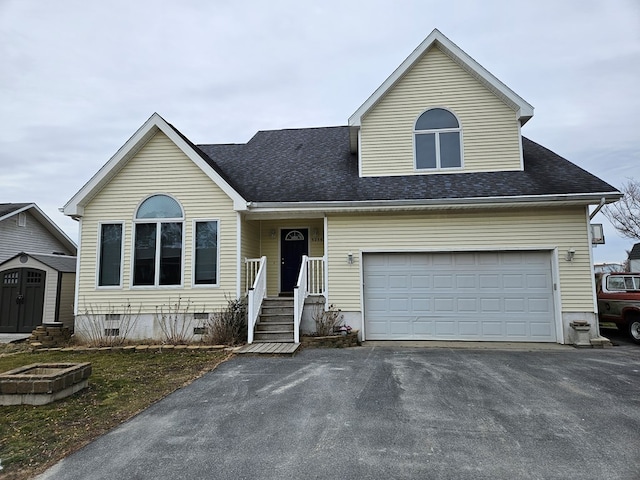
{"left": 155, "top": 297, "right": 196, "bottom": 345}
{"left": 76, "top": 301, "right": 140, "bottom": 347}
{"left": 205, "top": 296, "right": 247, "bottom": 345}
{"left": 312, "top": 303, "right": 344, "bottom": 336}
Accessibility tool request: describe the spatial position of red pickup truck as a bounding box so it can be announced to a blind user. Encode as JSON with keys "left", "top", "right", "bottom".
{"left": 596, "top": 272, "right": 640, "bottom": 344}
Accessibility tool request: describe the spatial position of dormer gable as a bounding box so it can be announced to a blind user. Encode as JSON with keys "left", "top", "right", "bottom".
{"left": 349, "top": 29, "right": 534, "bottom": 177}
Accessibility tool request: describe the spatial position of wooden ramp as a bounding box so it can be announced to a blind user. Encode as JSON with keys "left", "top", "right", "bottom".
{"left": 237, "top": 342, "right": 300, "bottom": 355}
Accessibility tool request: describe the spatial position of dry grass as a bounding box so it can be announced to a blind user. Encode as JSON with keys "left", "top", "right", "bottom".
{"left": 0, "top": 345, "right": 230, "bottom": 479}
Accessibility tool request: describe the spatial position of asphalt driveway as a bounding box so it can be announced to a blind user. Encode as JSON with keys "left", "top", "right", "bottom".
{"left": 37, "top": 344, "right": 640, "bottom": 480}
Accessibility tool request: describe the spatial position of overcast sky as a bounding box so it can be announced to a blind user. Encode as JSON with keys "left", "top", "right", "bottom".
{"left": 1, "top": 0, "right": 638, "bottom": 263}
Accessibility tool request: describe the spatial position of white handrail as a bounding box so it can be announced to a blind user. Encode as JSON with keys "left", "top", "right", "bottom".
{"left": 293, "top": 255, "right": 326, "bottom": 343}
{"left": 306, "top": 257, "right": 325, "bottom": 294}
{"left": 293, "top": 255, "right": 309, "bottom": 344}
{"left": 245, "top": 257, "right": 262, "bottom": 294}
{"left": 246, "top": 256, "right": 267, "bottom": 344}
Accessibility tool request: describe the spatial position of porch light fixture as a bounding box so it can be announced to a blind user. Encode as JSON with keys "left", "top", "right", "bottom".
{"left": 270, "top": 229, "right": 276, "bottom": 239}
{"left": 565, "top": 248, "right": 576, "bottom": 262}
{"left": 312, "top": 228, "right": 320, "bottom": 242}
{"left": 347, "top": 252, "right": 354, "bottom": 265}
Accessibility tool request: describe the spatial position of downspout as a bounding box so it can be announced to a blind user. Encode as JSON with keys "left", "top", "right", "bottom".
{"left": 589, "top": 197, "right": 606, "bottom": 220}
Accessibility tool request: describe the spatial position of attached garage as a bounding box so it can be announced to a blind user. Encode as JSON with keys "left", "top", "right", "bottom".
{"left": 363, "top": 251, "right": 557, "bottom": 342}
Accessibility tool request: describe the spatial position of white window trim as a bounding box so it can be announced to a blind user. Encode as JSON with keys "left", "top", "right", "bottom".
{"left": 131, "top": 194, "right": 185, "bottom": 289}
{"left": 192, "top": 218, "right": 221, "bottom": 288}
{"left": 413, "top": 108, "right": 464, "bottom": 172}
{"left": 95, "top": 221, "right": 125, "bottom": 289}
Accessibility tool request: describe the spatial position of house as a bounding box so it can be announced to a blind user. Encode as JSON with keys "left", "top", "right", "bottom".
{"left": 0, "top": 203, "right": 77, "bottom": 333}
{"left": 63, "top": 29, "right": 621, "bottom": 345}
{"left": 629, "top": 243, "right": 640, "bottom": 272}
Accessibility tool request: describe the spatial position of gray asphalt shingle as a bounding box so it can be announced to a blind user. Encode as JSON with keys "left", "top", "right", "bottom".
{"left": 196, "top": 126, "right": 618, "bottom": 203}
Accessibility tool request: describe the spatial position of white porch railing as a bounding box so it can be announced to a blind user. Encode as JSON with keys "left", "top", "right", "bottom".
{"left": 245, "top": 257, "right": 262, "bottom": 294}
{"left": 246, "top": 256, "right": 267, "bottom": 344}
{"left": 293, "top": 256, "right": 326, "bottom": 343}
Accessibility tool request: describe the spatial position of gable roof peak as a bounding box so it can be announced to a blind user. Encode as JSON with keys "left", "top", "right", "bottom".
{"left": 63, "top": 113, "right": 247, "bottom": 217}
{"left": 348, "top": 28, "right": 534, "bottom": 148}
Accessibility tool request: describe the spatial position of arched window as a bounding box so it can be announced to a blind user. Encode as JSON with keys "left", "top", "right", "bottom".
{"left": 414, "top": 108, "right": 462, "bottom": 170}
{"left": 133, "top": 195, "right": 184, "bottom": 286}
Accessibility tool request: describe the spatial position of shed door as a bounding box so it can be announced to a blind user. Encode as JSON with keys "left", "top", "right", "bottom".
{"left": 363, "top": 251, "right": 556, "bottom": 342}
{"left": 0, "top": 268, "right": 46, "bottom": 333}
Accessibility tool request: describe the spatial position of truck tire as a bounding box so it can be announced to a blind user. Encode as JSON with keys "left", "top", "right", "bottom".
{"left": 628, "top": 314, "right": 640, "bottom": 345}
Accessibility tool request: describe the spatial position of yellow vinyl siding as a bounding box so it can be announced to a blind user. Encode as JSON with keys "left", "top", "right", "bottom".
{"left": 77, "top": 131, "right": 238, "bottom": 312}
{"left": 240, "top": 216, "right": 261, "bottom": 293}
{"left": 257, "top": 219, "right": 325, "bottom": 297}
{"left": 326, "top": 207, "right": 592, "bottom": 312}
{"left": 360, "top": 46, "right": 521, "bottom": 176}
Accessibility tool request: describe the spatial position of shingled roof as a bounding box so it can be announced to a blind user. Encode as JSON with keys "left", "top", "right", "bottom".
{"left": 0, "top": 203, "right": 31, "bottom": 219}
{"left": 197, "top": 126, "right": 618, "bottom": 203}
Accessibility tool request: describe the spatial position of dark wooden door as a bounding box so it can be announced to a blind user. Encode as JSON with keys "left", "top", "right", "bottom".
{"left": 0, "top": 268, "right": 45, "bottom": 333}
{"left": 280, "top": 229, "right": 308, "bottom": 294}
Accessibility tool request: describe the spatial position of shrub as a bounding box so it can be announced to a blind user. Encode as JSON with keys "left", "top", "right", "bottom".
{"left": 205, "top": 296, "right": 247, "bottom": 345}
{"left": 155, "top": 297, "right": 196, "bottom": 345}
{"left": 76, "top": 301, "right": 140, "bottom": 347}
{"left": 312, "top": 303, "right": 344, "bottom": 336}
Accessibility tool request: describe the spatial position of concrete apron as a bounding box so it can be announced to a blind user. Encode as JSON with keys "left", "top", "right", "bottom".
{"left": 362, "top": 340, "right": 573, "bottom": 351}
{"left": 0, "top": 334, "right": 31, "bottom": 344}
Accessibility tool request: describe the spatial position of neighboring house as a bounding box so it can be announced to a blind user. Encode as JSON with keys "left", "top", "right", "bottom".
{"left": 0, "top": 203, "right": 77, "bottom": 333}
{"left": 629, "top": 243, "right": 640, "bottom": 272}
{"left": 63, "top": 29, "right": 621, "bottom": 345}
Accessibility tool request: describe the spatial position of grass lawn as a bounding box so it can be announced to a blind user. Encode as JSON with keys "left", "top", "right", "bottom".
{"left": 0, "top": 345, "right": 231, "bottom": 480}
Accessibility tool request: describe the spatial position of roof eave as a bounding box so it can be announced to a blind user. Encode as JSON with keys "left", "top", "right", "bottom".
{"left": 247, "top": 192, "right": 623, "bottom": 214}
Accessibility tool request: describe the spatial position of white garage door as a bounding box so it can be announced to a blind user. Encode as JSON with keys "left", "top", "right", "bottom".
{"left": 363, "top": 251, "right": 556, "bottom": 342}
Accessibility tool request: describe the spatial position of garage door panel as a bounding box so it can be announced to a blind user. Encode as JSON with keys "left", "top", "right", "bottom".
{"left": 528, "top": 298, "right": 550, "bottom": 312}
{"left": 458, "top": 321, "right": 479, "bottom": 335}
{"left": 433, "top": 274, "right": 453, "bottom": 288}
{"left": 411, "top": 275, "right": 430, "bottom": 288}
{"left": 526, "top": 274, "right": 549, "bottom": 289}
{"left": 389, "top": 298, "right": 409, "bottom": 312}
{"left": 363, "top": 251, "right": 556, "bottom": 342}
{"left": 457, "top": 298, "right": 477, "bottom": 312}
{"left": 456, "top": 275, "right": 476, "bottom": 288}
{"left": 410, "top": 298, "right": 430, "bottom": 312}
{"left": 479, "top": 274, "right": 500, "bottom": 288}
{"left": 480, "top": 298, "right": 501, "bottom": 312}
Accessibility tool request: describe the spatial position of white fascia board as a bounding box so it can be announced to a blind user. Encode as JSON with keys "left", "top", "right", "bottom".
{"left": 247, "top": 191, "right": 623, "bottom": 214}
{"left": 348, "top": 29, "right": 534, "bottom": 127}
{"left": 62, "top": 113, "right": 247, "bottom": 217}
{"left": 0, "top": 203, "right": 36, "bottom": 222}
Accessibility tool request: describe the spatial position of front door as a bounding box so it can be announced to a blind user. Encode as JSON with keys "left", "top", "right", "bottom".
{"left": 280, "top": 229, "right": 309, "bottom": 294}
{"left": 0, "top": 268, "right": 46, "bottom": 333}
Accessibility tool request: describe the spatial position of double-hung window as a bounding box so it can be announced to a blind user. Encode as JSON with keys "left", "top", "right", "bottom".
{"left": 98, "top": 222, "right": 124, "bottom": 287}
{"left": 133, "top": 195, "right": 184, "bottom": 286}
{"left": 414, "top": 108, "right": 462, "bottom": 170}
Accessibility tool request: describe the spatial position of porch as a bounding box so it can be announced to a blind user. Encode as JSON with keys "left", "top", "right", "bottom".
{"left": 244, "top": 254, "right": 326, "bottom": 346}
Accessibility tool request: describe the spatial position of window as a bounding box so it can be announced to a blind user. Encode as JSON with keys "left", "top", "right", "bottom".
{"left": 414, "top": 108, "right": 462, "bottom": 170}
{"left": 194, "top": 220, "right": 218, "bottom": 285}
{"left": 98, "top": 223, "right": 123, "bottom": 287}
{"left": 133, "top": 195, "right": 184, "bottom": 286}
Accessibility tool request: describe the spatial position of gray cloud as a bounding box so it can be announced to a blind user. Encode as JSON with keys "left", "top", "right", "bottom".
{"left": 1, "top": 0, "right": 638, "bottom": 262}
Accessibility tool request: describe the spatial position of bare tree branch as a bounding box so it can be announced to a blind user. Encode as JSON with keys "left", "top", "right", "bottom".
{"left": 603, "top": 178, "right": 640, "bottom": 240}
